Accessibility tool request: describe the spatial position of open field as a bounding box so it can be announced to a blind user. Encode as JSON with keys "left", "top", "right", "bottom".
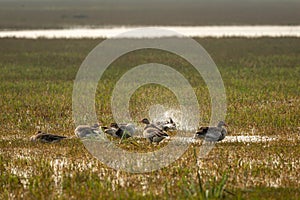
{"left": 0, "top": 38, "right": 300, "bottom": 199}
{"left": 0, "top": 0, "right": 300, "bottom": 29}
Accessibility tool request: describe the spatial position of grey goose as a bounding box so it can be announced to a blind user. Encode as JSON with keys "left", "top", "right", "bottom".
{"left": 103, "top": 122, "right": 135, "bottom": 139}
{"left": 30, "top": 131, "right": 67, "bottom": 143}
{"left": 140, "top": 118, "right": 169, "bottom": 144}
{"left": 194, "top": 121, "right": 228, "bottom": 142}
{"left": 74, "top": 124, "right": 101, "bottom": 138}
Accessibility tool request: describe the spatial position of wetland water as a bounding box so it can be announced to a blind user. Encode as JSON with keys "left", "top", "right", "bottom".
{"left": 1, "top": 26, "right": 300, "bottom": 38}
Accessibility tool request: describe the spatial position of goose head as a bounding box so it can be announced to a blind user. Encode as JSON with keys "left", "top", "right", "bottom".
{"left": 110, "top": 123, "right": 119, "bottom": 128}
{"left": 140, "top": 118, "right": 150, "bottom": 124}
{"left": 30, "top": 130, "right": 43, "bottom": 140}
{"left": 91, "top": 123, "right": 100, "bottom": 128}
{"left": 217, "top": 121, "right": 228, "bottom": 128}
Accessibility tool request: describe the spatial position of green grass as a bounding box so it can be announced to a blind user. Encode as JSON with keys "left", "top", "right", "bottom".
{"left": 0, "top": 38, "right": 299, "bottom": 199}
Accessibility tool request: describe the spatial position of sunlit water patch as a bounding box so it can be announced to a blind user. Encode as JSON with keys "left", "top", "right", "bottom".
{"left": 171, "top": 135, "right": 277, "bottom": 144}
{"left": 0, "top": 26, "right": 299, "bottom": 38}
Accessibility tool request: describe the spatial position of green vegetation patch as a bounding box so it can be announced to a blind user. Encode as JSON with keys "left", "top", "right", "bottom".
{"left": 0, "top": 38, "right": 299, "bottom": 199}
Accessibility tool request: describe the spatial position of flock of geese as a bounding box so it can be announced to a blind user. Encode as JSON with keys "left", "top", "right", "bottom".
{"left": 30, "top": 118, "right": 228, "bottom": 144}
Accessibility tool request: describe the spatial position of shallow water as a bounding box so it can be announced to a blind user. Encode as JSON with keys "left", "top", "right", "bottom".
{"left": 171, "top": 135, "right": 277, "bottom": 144}
{"left": 0, "top": 26, "right": 300, "bottom": 38}
{"left": 6, "top": 135, "right": 299, "bottom": 192}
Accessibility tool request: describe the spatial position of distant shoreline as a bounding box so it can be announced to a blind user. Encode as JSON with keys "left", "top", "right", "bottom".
{"left": 0, "top": 26, "right": 299, "bottom": 39}
{"left": 1, "top": 1, "right": 299, "bottom": 29}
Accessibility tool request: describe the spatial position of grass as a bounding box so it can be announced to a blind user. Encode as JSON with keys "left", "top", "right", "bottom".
{"left": 0, "top": 37, "right": 299, "bottom": 199}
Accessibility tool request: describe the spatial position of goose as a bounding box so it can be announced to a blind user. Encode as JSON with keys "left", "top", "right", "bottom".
{"left": 30, "top": 131, "right": 67, "bottom": 143}
{"left": 141, "top": 118, "right": 176, "bottom": 132}
{"left": 74, "top": 124, "right": 101, "bottom": 138}
{"left": 194, "top": 121, "right": 228, "bottom": 142}
{"left": 156, "top": 117, "right": 177, "bottom": 131}
{"left": 103, "top": 123, "right": 135, "bottom": 139}
{"left": 140, "top": 118, "right": 169, "bottom": 143}
{"left": 102, "top": 125, "right": 118, "bottom": 138}
{"left": 140, "top": 118, "right": 162, "bottom": 131}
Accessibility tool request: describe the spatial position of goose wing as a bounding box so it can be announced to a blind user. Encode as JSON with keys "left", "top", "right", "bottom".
{"left": 194, "top": 126, "right": 209, "bottom": 138}
{"left": 104, "top": 127, "right": 118, "bottom": 137}
{"left": 36, "top": 133, "right": 66, "bottom": 143}
{"left": 154, "top": 118, "right": 176, "bottom": 131}
{"left": 143, "top": 127, "right": 168, "bottom": 138}
{"left": 143, "top": 127, "right": 169, "bottom": 143}
{"left": 75, "top": 125, "right": 100, "bottom": 138}
{"left": 119, "top": 123, "right": 135, "bottom": 136}
{"left": 114, "top": 128, "right": 132, "bottom": 139}
{"left": 108, "top": 123, "right": 135, "bottom": 138}
{"left": 196, "top": 126, "right": 209, "bottom": 134}
{"left": 147, "top": 123, "right": 164, "bottom": 132}
{"left": 161, "top": 123, "right": 176, "bottom": 131}
{"left": 204, "top": 127, "right": 222, "bottom": 142}
{"left": 217, "top": 128, "right": 227, "bottom": 141}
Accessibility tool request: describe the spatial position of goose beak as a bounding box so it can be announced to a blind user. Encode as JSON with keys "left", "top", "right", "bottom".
{"left": 224, "top": 123, "right": 228, "bottom": 127}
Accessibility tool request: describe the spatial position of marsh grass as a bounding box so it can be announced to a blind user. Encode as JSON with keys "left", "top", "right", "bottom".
{"left": 0, "top": 38, "right": 299, "bottom": 199}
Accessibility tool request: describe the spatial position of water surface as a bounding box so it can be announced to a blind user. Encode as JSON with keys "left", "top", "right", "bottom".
{"left": 1, "top": 26, "right": 299, "bottom": 38}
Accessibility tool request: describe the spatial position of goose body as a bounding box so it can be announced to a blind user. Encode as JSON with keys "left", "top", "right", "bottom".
{"left": 103, "top": 123, "right": 135, "bottom": 139}
{"left": 143, "top": 127, "right": 169, "bottom": 143}
{"left": 140, "top": 118, "right": 163, "bottom": 131}
{"left": 140, "top": 118, "right": 169, "bottom": 143}
{"left": 194, "top": 121, "right": 228, "bottom": 142}
{"left": 155, "top": 117, "right": 177, "bottom": 132}
{"left": 30, "top": 131, "right": 67, "bottom": 143}
{"left": 74, "top": 124, "right": 101, "bottom": 138}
